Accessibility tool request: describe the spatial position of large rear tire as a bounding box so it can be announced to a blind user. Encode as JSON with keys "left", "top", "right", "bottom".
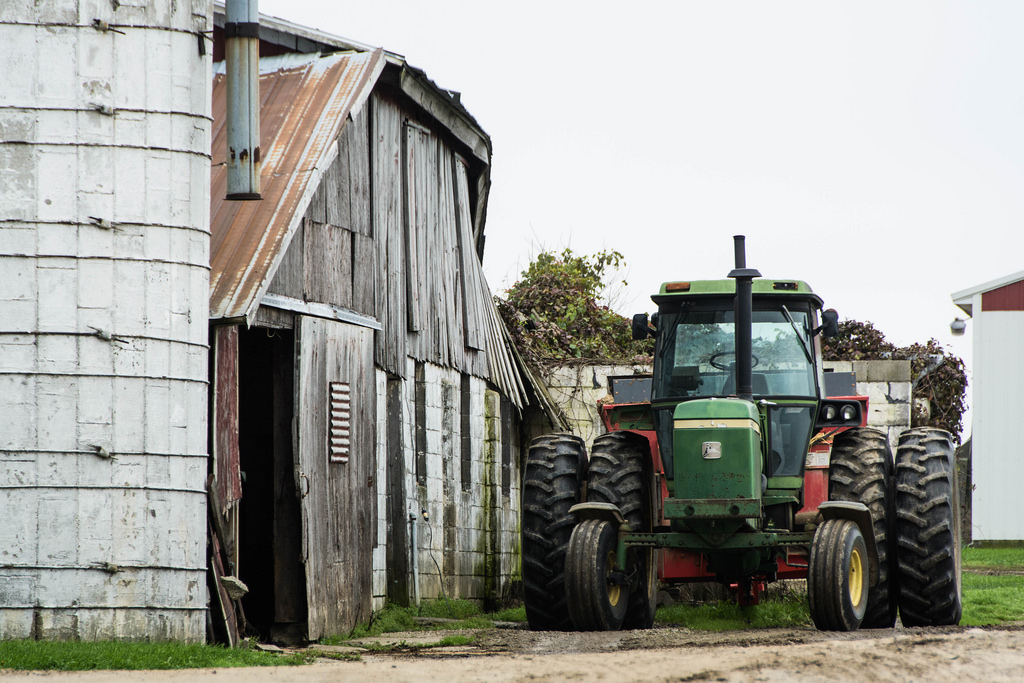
{"left": 565, "top": 518, "right": 629, "bottom": 631}
{"left": 828, "top": 427, "right": 897, "bottom": 628}
{"left": 585, "top": 431, "right": 657, "bottom": 630}
{"left": 808, "top": 518, "right": 869, "bottom": 632}
{"left": 895, "top": 427, "right": 962, "bottom": 627}
{"left": 521, "top": 433, "right": 587, "bottom": 631}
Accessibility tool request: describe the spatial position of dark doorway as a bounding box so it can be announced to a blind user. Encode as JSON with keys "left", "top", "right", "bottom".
{"left": 237, "top": 326, "right": 307, "bottom": 643}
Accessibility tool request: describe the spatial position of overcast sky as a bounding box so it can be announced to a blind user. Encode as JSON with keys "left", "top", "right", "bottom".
{"left": 258, "top": 1, "right": 1024, "bottom": 433}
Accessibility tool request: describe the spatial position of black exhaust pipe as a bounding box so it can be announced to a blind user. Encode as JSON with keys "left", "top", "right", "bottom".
{"left": 728, "top": 236, "right": 761, "bottom": 400}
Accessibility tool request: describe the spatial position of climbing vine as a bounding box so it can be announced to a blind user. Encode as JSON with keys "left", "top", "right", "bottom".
{"left": 822, "top": 319, "right": 968, "bottom": 440}
{"left": 495, "top": 248, "right": 654, "bottom": 372}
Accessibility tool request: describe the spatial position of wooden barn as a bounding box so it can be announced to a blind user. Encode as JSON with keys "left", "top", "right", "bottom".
{"left": 206, "top": 10, "right": 559, "bottom": 643}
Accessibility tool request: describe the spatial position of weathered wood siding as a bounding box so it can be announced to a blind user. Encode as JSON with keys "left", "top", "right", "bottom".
{"left": 268, "top": 92, "right": 507, "bottom": 391}
{"left": 294, "top": 317, "right": 376, "bottom": 638}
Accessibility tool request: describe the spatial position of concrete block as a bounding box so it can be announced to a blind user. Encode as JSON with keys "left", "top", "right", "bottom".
{"left": 114, "top": 147, "right": 146, "bottom": 223}
{"left": 145, "top": 262, "right": 172, "bottom": 337}
{"left": 0, "top": 136, "right": 37, "bottom": 222}
{"left": 0, "top": 337, "right": 37, "bottom": 372}
{"left": 37, "top": 262, "right": 77, "bottom": 332}
{"left": 823, "top": 360, "right": 853, "bottom": 373}
{"left": 185, "top": 382, "right": 207, "bottom": 455}
{"left": 79, "top": 259, "right": 114, "bottom": 310}
{"left": 854, "top": 360, "right": 911, "bottom": 383}
{"left": 144, "top": 380, "right": 171, "bottom": 453}
{"left": 111, "top": 489, "right": 147, "bottom": 565}
{"left": 37, "top": 494, "right": 79, "bottom": 564}
{"left": 145, "top": 153, "right": 172, "bottom": 226}
{"left": 37, "top": 334, "right": 77, "bottom": 374}
{"left": 114, "top": 110, "right": 147, "bottom": 149}
{"left": 35, "top": 27, "right": 77, "bottom": 108}
{"left": 36, "top": 223, "right": 77, "bottom": 258}
{"left": 0, "top": 225, "right": 35, "bottom": 255}
{"left": 36, "top": 147, "right": 77, "bottom": 222}
{"left": 0, "top": 490, "right": 37, "bottom": 563}
{"left": 36, "top": 377, "right": 76, "bottom": 451}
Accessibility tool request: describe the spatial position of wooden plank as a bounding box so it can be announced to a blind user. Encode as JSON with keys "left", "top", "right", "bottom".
{"left": 455, "top": 159, "right": 486, "bottom": 351}
{"left": 348, "top": 112, "right": 372, "bottom": 237}
{"left": 324, "top": 154, "right": 345, "bottom": 229}
{"left": 267, "top": 218, "right": 305, "bottom": 300}
{"left": 403, "top": 123, "right": 423, "bottom": 333}
{"left": 303, "top": 220, "right": 352, "bottom": 307}
{"left": 213, "top": 326, "right": 243, "bottom": 508}
{"left": 372, "top": 95, "right": 406, "bottom": 376}
{"left": 352, "top": 231, "right": 375, "bottom": 317}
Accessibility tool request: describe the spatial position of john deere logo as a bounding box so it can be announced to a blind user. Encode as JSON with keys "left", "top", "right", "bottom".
{"left": 702, "top": 442, "right": 722, "bottom": 459}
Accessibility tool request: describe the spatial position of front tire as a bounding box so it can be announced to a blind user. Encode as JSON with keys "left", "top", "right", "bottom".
{"left": 565, "top": 519, "right": 629, "bottom": 631}
{"left": 895, "top": 427, "right": 962, "bottom": 627}
{"left": 586, "top": 432, "right": 657, "bottom": 630}
{"left": 808, "top": 518, "right": 869, "bottom": 632}
{"left": 828, "top": 427, "right": 896, "bottom": 628}
{"left": 521, "top": 433, "right": 587, "bottom": 631}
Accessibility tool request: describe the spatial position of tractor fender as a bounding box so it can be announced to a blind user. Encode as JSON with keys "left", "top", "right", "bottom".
{"left": 817, "top": 501, "right": 879, "bottom": 587}
{"left": 568, "top": 502, "right": 631, "bottom": 531}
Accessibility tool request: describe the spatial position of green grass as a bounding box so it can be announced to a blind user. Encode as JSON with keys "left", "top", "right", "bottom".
{"left": 961, "top": 572, "right": 1024, "bottom": 626}
{"left": 656, "top": 595, "right": 811, "bottom": 630}
{"left": 0, "top": 640, "right": 312, "bottom": 672}
{"left": 963, "top": 545, "right": 1024, "bottom": 569}
{"left": 961, "top": 546, "right": 1024, "bottom": 626}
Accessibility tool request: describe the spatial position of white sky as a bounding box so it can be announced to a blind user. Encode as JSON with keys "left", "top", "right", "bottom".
{"left": 258, "top": 1, "right": 1024, "bottom": 434}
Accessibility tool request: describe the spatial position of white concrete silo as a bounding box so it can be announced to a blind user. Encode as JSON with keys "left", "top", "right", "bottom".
{"left": 0, "top": 1, "right": 211, "bottom": 640}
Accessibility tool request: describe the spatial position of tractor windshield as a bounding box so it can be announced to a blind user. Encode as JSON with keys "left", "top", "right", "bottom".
{"left": 654, "top": 299, "right": 817, "bottom": 401}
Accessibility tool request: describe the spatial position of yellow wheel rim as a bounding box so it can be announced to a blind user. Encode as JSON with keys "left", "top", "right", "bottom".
{"left": 606, "top": 550, "right": 621, "bottom": 606}
{"left": 848, "top": 547, "right": 864, "bottom": 606}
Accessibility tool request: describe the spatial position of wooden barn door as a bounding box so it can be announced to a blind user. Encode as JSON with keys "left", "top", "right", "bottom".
{"left": 294, "top": 316, "right": 376, "bottom": 639}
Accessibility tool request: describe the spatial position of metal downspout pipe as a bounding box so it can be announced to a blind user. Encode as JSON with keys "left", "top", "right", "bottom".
{"left": 225, "top": 0, "right": 261, "bottom": 200}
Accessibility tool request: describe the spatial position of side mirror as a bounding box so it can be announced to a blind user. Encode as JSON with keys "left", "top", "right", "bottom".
{"left": 632, "top": 313, "right": 652, "bottom": 340}
{"left": 815, "top": 309, "right": 840, "bottom": 338}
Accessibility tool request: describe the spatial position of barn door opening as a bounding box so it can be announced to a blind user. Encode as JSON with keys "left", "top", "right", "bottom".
{"left": 235, "top": 326, "right": 307, "bottom": 644}
{"left": 294, "top": 316, "right": 376, "bottom": 640}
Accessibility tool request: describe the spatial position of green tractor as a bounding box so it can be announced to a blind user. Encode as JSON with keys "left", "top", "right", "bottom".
{"left": 521, "top": 235, "right": 962, "bottom": 632}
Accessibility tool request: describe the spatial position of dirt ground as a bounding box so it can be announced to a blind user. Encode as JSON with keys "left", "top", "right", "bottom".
{"left": 5, "top": 623, "right": 1024, "bottom": 682}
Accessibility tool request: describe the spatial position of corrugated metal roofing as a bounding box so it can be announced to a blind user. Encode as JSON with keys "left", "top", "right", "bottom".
{"left": 209, "top": 49, "right": 385, "bottom": 322}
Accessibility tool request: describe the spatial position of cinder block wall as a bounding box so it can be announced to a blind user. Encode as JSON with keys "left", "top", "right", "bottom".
{"left": 371, "top": 362, "right": 521, "bottom": 611}
{"left": 824, "top": 360, "right": 912, "bottom": 451}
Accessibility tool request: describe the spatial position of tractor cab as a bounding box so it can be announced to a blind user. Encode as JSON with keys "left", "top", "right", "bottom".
{"left": 636, "top": 282, "right": 844, "bottom": 490}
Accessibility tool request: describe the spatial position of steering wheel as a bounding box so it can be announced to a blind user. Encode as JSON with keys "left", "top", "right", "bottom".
{"left": 709, "top": 351, "right": 760, "bottom": 370}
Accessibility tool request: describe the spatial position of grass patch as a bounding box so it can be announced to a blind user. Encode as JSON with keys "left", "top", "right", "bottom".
{"left": 963, "top": 546, "right": 1024, "bottom": 570}
{"left": 656, "top": 595, "right": 811, "bottom": 631}
{"left": 961, "top": 570, "right": 1024, "bottom": 626}
{"left": 0, "top": 640, "right": 312, "bottom": 672}
{"left": 489, "top": 605, "right": 527, "bottom": 622}
{"left": 320, "top": 599, "right": 502, "bottom": 645}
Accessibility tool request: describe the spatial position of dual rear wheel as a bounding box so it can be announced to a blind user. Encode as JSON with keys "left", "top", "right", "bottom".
{"left": 522, "top": 431, "right": 656, "bottom": 632}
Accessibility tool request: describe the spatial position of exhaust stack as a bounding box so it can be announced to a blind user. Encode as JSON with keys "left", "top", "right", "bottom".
{"left": 728, "top": 235, "right": 761, "bottom": 400}
{"left": 225, "top": 0, "right": 261, "bottom": 200}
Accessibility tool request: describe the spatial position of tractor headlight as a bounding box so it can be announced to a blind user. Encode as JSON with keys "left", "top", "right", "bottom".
{"left": 816, "top": 399, "right": 863, "bottom": 427}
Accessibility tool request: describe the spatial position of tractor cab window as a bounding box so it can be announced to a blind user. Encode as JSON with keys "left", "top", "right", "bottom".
{"left": 654, "top": 299, "right": 817, "bottom": 400}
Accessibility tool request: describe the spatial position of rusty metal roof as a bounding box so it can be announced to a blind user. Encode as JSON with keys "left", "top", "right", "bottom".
{"left": 210, "top": 49, "right": 385, "bottom": 322}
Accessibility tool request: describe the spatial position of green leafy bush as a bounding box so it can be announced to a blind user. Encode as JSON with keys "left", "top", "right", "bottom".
{"left": 496, "top": 248, "right": 653, "bottom": 367}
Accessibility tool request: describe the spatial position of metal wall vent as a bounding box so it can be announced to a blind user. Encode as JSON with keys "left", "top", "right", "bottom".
{"left": 329, "top": 382, "right": 352, "bottom": 463}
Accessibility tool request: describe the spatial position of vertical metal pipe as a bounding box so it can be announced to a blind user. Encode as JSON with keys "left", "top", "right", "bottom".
{"left": 728, "top": 235, "right": 761, "bottom": 400}
{"left": 410, "top": 513, "right": 421, "bottom": 607}
{"left": 225, "top": 0, "right": 261, "bottom": 200}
